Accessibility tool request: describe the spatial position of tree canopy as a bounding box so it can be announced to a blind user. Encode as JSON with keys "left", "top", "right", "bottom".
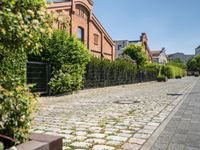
{"left": 122, "top": 44, "right": 148, "bottom": 67}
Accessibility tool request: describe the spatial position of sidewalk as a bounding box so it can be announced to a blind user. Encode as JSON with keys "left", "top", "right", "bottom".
{"left": 150, "top": 78, "right": 200, "bottom": 150}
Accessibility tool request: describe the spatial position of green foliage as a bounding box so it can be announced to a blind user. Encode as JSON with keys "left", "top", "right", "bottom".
{"left": 41, "top": 30, "right": 91, "bottom": 95}
{"left": 187, "top": 54, "right": 200, "bottom": 73}
{"left": 0, "top": 0, "right": 49, "bottom": 146}
{"left": 161, "top": 65, "right": 185, "bottom": 79}
{"left": 0, "top": 46, "right": 27, "bottom": 86}
{"left": 123, "top": 44, "right": 148, "bottom": 67}
{"left": 49, "top": 64, "right": 84, "bottom": 94}
{"left": 157, "top": 75, "right": 168, "bottom": 82}
{"left": 167, "top": 58, "right": 186, "bottom": 69}
{"left": 143, "top": 63, "right": 161, "bottom": 76}
{"left": 0, "top": 79, "right": 37, "bottom": 148}
{"left": 84, "top": 57, "right": 137, "bottom": 88}
{"left": 0, "top": 0, "right": 51, "bottom": 54}
{"left": 116, "top": 54, "right": 136, "bottom": 64}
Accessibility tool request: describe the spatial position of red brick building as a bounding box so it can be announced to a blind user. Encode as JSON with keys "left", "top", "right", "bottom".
{"left": 47, "top": 0, "right": 115, "bottom": 60}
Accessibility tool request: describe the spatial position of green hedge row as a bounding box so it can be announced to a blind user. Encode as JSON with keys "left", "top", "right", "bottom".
{"left": 161, "top": 65, "right": 186, "bottom": 79}
{"left": 83, "top": 58, "right": 158, "bottom": 88}
{"left": 84, "top": 57, "right": 137, "bottom": 88}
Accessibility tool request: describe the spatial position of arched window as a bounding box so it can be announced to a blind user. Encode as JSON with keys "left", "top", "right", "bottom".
{"left": 78, "top": 27, "right": 84, "bottom": 42}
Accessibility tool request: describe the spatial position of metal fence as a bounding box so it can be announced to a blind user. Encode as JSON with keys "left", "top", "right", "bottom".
{"left": 26, "top": 62, "right": 51, "bottom": 94}
{"left": 26, "top": 61, "right": 157, "bottom": 94}
{"left": 83, "top": 70, "right": 157, "bottom": 89}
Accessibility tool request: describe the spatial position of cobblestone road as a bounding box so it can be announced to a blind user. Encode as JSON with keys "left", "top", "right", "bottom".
{"left": 151, "top": 77, "right": 200, "bottom": 150}
{"left": 32, "top": 77, "right": 198, "bottom": 150}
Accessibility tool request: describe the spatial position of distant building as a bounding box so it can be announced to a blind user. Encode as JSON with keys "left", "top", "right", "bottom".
{"left": 114, "top": 33, "right": 152, "bottom": 61}
{"left": 151, "top": 48, "right": 168, "bottom": 64}
{"left": 168, "top": 53, "right": 194, "bottom": 63}
{"left": 195, "top": 45, "right": 200, "bottom": 55}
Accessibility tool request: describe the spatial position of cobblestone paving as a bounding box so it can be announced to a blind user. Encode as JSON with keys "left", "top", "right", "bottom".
{"left": 151, "top": 77, "right": 200, "bottom": 150}
{"left": 32, "top": 77, "right": 198, "bottom": 150}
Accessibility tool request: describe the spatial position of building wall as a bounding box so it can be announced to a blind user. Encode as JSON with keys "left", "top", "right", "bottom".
{"left": 47, "top": 0, "right": 115, "bottom": 61}
{"left": 89, "top": 22, "right": 102, "bottom": 53}
{"left": 195, "top": 47, "right": 200, "bottom": 55}
{"left": 114, "top": 40, "right": 129, "bottom": 58}
{"left": 72, "top": 4, "right": 89, "bottom": 47}
{"left": 103, "top": 37, "right": 113, "bottom": 60}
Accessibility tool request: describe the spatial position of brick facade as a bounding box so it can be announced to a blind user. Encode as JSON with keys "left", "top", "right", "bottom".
{"left": 47, "top": 0, "right": 115, "bottom": 61}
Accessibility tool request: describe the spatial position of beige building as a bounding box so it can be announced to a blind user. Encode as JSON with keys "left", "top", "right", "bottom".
{"left": 151, "top": 48, "right": 168, "bottom": 64}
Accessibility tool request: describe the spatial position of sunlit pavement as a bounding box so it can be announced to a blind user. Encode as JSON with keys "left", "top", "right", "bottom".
{"left": 32, "top": 77, "right": 198, "bottom": 150}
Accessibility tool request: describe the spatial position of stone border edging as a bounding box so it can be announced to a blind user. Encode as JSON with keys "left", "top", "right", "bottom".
{"left": 16, "top": 133, "right": 63, "bottom": 150}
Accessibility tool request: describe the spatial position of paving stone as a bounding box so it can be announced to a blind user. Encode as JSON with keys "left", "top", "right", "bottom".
{"left": 129, "top": 138, "right": 146, "bottom": 145}
{"left": 150, "top": 142, "right": 168, "bottom": 150}
{"left": 70, "top": 142, "right": 92, "bottom": 149}
{"left": 121, "top": 143, "right": 141, "bottom": 150}
{"left": 85, "top": 138, "right": 106, "bottom": 144}
{"left": 32, "top": 77, "right": 198, "bottom": 150}
{"left": 106, "top": 140, "right": 122, "bottom": 146}
{"left": 117, "top": 133, "right": 132, "bottom": 138}
{"left": 168, "top": 143, "right": 184, "bottom": 150}
{"left": 133, "top": 133, "right": 151, "bottom": 139}
{"left": 88, "top": 133, "right": 105, "bottom": 139}
{"left": 106, "top": 136, "right": 128, "bottom": 142}
{"left": 92, "top": 145, "right": 115, "bottom": 150}
{"left": 76, "top": 131, "right": 87, "bottom": 136}
{"left": 171, "top": 134, "right": 187, "bottom": 144}
{"left": 73, "top": 136, "right": 87, "bottom": 141}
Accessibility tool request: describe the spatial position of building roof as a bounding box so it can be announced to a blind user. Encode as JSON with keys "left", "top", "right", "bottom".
{"left": 196, "top": 45, "right": 200, "bottom": 50}
{"left": 151, "top": 51, "right": 162, "bottom": 57}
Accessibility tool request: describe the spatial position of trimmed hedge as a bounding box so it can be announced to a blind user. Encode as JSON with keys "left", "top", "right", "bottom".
{"left": 83, "top": 57, "right": 158, "bottom": 88}
{"left": 161, "top": 65, "right": 185, "bottom": 79}
{"left": 84, "top": 57, "right": 137, "bottom": 88}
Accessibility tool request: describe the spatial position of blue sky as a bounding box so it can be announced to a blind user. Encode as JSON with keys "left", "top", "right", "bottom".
{"left": 93, "top": 0, "right": 200, "bottom": 55}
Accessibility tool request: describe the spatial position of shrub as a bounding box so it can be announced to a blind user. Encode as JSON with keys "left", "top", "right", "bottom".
{"left": 0, "top": 0, "right": 49, "bottom": 146}
{"left": 116, "top": 54, "right": 136, "bottom": 64}
{"left": 157, "top": 75, "right": 168, "bottom": 82}
{"left": 143, "top": 63, "right": 161, "bottom": 76}
{"left": 0, "top": 46, "right": 27, "bottom": 86}
{"left": 161, "top": 65, "right": 184, "bottom": 79}
{"left": 187, "top": 54, "right": 200, "bottom": 73}
{"left": 0, "top": 0, "right": 51, "bottom": 55}
{"left": 194, "top": 72, "right": 200, "bottom": 77}
{"left": 84, "top": 57, "right": 137, "bottom": 88}
{"left": 123, "top": 44, "right": 148, "bottom": 67}
{"left": 0, "top": 79, "right": 37, "bottom": 148}
{"left": 42, "top": 30, "right": 91, "bottom": 95}
{"left": 49, "top": 64, "right": 84, "bottom": 95}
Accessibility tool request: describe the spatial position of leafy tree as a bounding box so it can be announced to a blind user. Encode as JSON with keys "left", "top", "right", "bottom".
{"left": 123, "top": 44, "right": 148, "bottom": 67}
{"left": 41, "top": 30, "right": 91, "bottom": 95}
{"left": 187, "top": 54, "right": 200, "bottom": 72}
{"left": 116, "top": 54, "right": 136, "bottom": 64}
